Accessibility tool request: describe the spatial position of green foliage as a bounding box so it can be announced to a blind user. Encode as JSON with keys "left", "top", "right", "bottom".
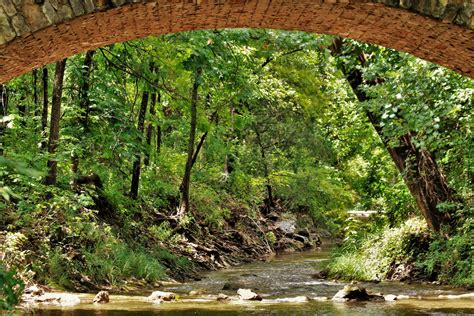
{"left": 0, "top": 265, "right": 24, "bottom": 311}
{"left": 48, "top": 243, "right": 167, "bottom": 289}
{"left": 264, "top": 231, "right": 277, "bottom": 246}
{"left": 416, "top": 219, "right": 474, "bottom": 285}
{"left": 1, "top": 29, "right": 472, "bottom": 289}
{"left": 328, "top": 218, "right": 428, "bottom": 281}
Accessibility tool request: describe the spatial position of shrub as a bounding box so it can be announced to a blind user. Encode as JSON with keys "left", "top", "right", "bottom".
{"left": 327, "top": 217, "right": 427, "bottom": 281}
{"left": 0, "top": 265, "right": 24, "bottom": 311}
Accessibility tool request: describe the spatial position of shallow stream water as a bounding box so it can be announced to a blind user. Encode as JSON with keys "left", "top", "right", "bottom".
{"left": 28, "top": 244, "right": 474, "bottom": 315}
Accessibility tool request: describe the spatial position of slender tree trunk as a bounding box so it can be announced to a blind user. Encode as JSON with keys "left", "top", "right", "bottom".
{"left": 33, "top": 69, "right": 39, "bottom": 118}
{"left": 72, "top": 50, "right": 95, "bottom": 182}
{"left": 45, "top": 59, "right": 67, "bottom": 185}
{"left": 178, "top": 66, "right": 202, "bottom": 217}
{"left": 156, "top": 92, "right": 162, "bottom": 154}
{"left": 255, "top": 127, "right": 274, "bottom": 212}
{"left": 144, "top": 92, "right": 156, "bottom": 166}
{"left": 80, "top": 50, "right": 95, "bottom": 132}
{"left": 191, "top": 132, "right": 208, "bottom": 168}
{"left": 129, "top": 90, "right": 149, "bottom": 199}
{"left": 0, "top": 84, "right": 8, "bottom": 156}
{"left": 41, "top": 67, "right": 49, "bottom": 149}
{"left": 333, "top": 40, "right": 455, "bottom": 232}
{"left": 18, "top": 95, "right": 26, "bottom": 117}
{"left": 223, "top": 106, "right": 236, "bottom": 178}
{"left": 157, "top": 126, "right": 162, "bottom": 154}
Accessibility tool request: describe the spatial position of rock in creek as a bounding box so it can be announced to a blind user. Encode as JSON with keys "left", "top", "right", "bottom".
{"left": 383, "top": 294, "right": 397, "bottom": 301}
{"left": 332, "top": 284, "right": 384, "bottom": 302}
{"left": 148, "top": 291, "right": 176, "bottom": 302}
{"left": 93, "top": 291, "right": 110, "bottom": 304}
{"left": 189, "top": 288, "right": 207, "bottom": 296}
{"left": 438, "top": 293, "right": 474, "bottom": 299}
{"left": 237, "top": 288, "right": 262, "bottom": 301}
{"left": 275, "top": 296, "right": 310, "bottom": 303}
{"left": 313, "top": 296, "right": 329, "bottom": 301}
{"left": 22, "top": 293, "right": 81, "bottom": 306}
{"left": 217, "top": 293, "right": 230, "bottom": 301}
{"left": 24, "top": 285, "right": 44, "bottom": 296}
{"left": 311, "top": 270, "right": 328, "bottom": 279}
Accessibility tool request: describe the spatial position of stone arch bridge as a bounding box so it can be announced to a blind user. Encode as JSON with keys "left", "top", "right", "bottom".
{"left": 0, "top": 0, "right": 473, "bottom": 83}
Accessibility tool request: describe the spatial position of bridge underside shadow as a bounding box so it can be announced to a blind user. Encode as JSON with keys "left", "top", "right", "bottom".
{"left": 0, "top": 0, "right": 473, "bottom": 83}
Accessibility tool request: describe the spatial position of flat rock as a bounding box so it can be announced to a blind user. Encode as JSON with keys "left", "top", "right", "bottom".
{"left": 313, "top": 296, "right": 329, "bottom": 301}
{"left": 148, "top": 291, "right": 176, "bottom": 302}
{"left": 217, "top": 293, "right": 230, "bottom": 301}
{"left": 237, "top": 288, "right": 262, "bottom": 301}
{"left": 438, "top": 293, "right": 474, "bottom": 299}
{"left": 24, "top": 293, "right": 81, "bottom": 306}
{"left": 189, "top": 288, "right": 207, "bottom": 296}
{"left": 275, "top": 296, "right": 309, "bottom": 303}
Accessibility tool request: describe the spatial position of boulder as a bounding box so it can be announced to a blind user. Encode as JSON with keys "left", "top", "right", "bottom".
{"left": 275, "top": 237, "right": 305, "bottom": 253}
{"left": 276, "top": 219, "right": 296, "bottom": 235}
{"left": 24, "top": 285, "right": 44, "bottom": 296}
{"left": 292, "top": 234, "right": 310, "bottom": 245}
{"left": 93, "top": 291, "right": 109, "bottom": 304}
{"left": 217, "top": 293, "right": 230, "bottom": 301}
{"left": 148, "top": 291, "right": 176, "bottom": 302}
{"left": 332, "top": 284, "right": 384, "bottom": 302}
{"left": 189, "top": 288, "right": 207, "bottom": 296}
{"left": 237, "top": 289, "right": 262, "bottom": 301}
{"left": 311, "top": 271, "right": 328, "bottom": 279}
{"left": 384, "top": 294, "right": 397, "bottom": 301}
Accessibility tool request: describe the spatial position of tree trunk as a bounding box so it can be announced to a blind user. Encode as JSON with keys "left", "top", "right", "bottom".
{"left": 44, "top": 59, "right": 67, "bottom": 185}
{"left": 177, "top": 66, "right": 202, "bottom": 218}
{"left": 0, "top": 84, "right": 8, "bottom": 156}
{"left": 335, "top": 41, "right": 454, "bottom": 232}
{"left": 191, "top": 132, "right": 208, "bottom": 168}
{"left": 156, "top": 92, "right": 162, "bottom": 154}
{"left": 41, "top": 67, "right": 49, "bottom": 149}
{"left": 72, "top": 50, "right": 95, "bottom": 182}
{"left": 80, "top": 50, "right": 95, "bottom": 132}
{"left": 33, "top": 69, "right": 39, "bottom": 118}
{"left": 367, "top": 111, "right": 455, "bottom": 232}
{"left": 144, "top": 92, "right": 156, "bottom": 166}
{"left": 255, "top": 127, "right": 274, "bottom": 212}
{"left": 18, "top": 95, "right": 26, "bottom": 117}
{"left": 129, "top": 90, "right": 149, "bottom": 199}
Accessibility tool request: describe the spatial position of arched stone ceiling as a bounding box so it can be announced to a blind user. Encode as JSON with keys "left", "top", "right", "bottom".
{"left": 0, "top": 0, "right": 473, "bottom": 83}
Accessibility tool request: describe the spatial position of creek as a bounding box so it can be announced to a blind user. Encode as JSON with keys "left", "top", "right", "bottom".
{"left": 28, "top": 244, "right": 474, "bottom": 315}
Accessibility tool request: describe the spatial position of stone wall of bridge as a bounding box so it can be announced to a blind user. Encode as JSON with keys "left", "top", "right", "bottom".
{"left": 0, "top": 0, "right": 473, "bottom": 82}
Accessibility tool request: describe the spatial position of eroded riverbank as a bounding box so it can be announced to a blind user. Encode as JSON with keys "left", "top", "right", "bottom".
{"left": 23, "top": 245, "right": 474, "bottom": 315}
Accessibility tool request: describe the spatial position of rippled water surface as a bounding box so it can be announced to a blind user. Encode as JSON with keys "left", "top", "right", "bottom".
{"left": 29, "top": 244, "right": 474, "bottom": 315}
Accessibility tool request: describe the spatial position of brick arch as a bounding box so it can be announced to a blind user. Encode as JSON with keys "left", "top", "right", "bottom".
{"left": 0, "top": 0, "right": 473, "bottom": 83}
